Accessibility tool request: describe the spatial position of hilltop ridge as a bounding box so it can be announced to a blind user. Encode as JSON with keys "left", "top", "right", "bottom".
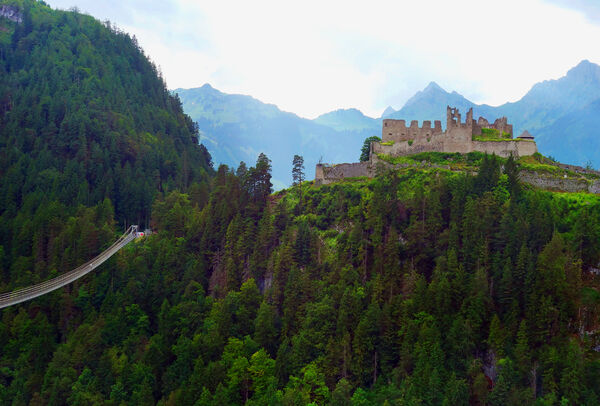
{"left": 177, "top": 60, "right": 600, "bottom": 179}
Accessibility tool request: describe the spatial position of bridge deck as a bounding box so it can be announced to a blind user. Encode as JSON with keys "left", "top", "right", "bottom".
{"left": 0, "top": 226, "right": 138, "bottom": 309}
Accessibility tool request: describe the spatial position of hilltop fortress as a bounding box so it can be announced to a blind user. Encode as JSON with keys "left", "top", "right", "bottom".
{"left": 372, "top": 106, "right": 537, "bottom": 158}
{"left": 313, "top": 106, "right": 592, "bottom": 188}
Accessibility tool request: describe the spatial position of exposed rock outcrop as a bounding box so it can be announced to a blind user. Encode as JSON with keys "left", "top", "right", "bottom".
{"left": 0, "top": 5, "right": 22, "bottom": 23}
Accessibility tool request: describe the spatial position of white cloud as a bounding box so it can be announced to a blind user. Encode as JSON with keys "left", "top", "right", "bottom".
{"left": 543, "top": 0, "right": 600, "bottom": 24}
{"left": 47, "top": 0, "right": 600, "bottom": 118}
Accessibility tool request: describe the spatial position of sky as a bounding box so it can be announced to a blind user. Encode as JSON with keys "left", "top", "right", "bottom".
{"left": 46, "top": 0, "right": 600, "bottom": 119}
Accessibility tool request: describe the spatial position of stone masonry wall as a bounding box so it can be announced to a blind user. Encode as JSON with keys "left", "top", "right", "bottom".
{"left": 471, "top": 140, "right": 538, "bottom": 157}
{"left": 371, "top": 138, "right": 445, "bottom": 156}
{"left": 519, "top": 172, "right": 600, "bottom": 194}
{"left": 378, "top": 106, "right": 531, "bottom": 158}
{"left": 315, "top": 161, "right": 600, "bottom": 194}
{"left": 382, "top": 119, "right": 443, "bottom": 143}
{"left": 373, "top": 138, "right": 536, "bottom": 158}
{"left": 314, "top": 162, "right": 374, "bottom": 185}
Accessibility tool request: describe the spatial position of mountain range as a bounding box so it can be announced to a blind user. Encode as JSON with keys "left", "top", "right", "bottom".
{"left": 177, "top": 61, "right": 600, "bottom": 188}
{"left": 175, "top": 85, "right": 375, "bottom": 189}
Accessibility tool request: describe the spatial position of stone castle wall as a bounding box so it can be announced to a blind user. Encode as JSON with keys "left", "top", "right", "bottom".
{"left": 472, "top": 140, "right": 538, "bottom": 157}
{"left": 371, "top": 138, "right": 445, "bottom": 156}
{"left": 519, "top": 172, "right": 600, "bottom": 194}
{"left": 315, "top": 161, "right": 600, "bottom": 194}
{"left": 377, "top": 106, "right": 533, "bottom": 158}
{"left": 315, "top": 162, "right": 375, "bottom": 184}
{"left": 314, "top": 106, "right": 597, "bottom": 194}
{"left": 373, "top": 136, "right": 536, "bottom": 158}
{"left": 382, "top": 119, "right": 443, "bottom": 143}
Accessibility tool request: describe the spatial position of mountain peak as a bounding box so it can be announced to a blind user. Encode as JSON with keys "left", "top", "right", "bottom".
{"left": 382, "top": 106, "right": 396, "bottom": 118}
{"left": 566, "top": 59, "right": 600, "bottom": 79}
{"left": 342, "top": 107, "right": 363, "bottom": 115}
{"left": 423, "top": 81, "right": 444, "bottom": 92}
{"left": 313, "top": 107, "right": 377, "bottom": 132}
{"left": 316, "top": 108, "right": 366, "bottom": 118}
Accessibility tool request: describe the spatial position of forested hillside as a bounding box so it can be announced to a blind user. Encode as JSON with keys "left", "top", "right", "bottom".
{"left": 0, "top": 0, "right": 212, "bottom": 292}
{"left": 2, "top": 148, "right": 600, "bottom": 404}
{"left": 1, "top": 1, "right": 600, "bottom": 405}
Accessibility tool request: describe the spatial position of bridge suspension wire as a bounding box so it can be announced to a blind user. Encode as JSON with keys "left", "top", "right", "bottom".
{"left": 0, "top": 225, "right": 138, "bottom": 309}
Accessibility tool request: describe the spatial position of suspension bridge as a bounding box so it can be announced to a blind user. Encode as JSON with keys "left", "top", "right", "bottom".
{"left": 0, "top": 225, "right": 139, "bottom": 309}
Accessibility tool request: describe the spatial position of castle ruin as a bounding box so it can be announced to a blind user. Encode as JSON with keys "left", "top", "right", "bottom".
{"left": 315, "top": 106, "right": 539, "bottom": 185}
{"left": 372, "top": 106, "right": 536, "bottom": 158}
{"left": 313, "top": 107, "right": 600, "bottom": 194}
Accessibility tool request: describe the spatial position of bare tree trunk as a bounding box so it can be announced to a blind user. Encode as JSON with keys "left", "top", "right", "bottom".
{"left": 531, "top": 361, "right": 538, "bottom": 398}
{"left": 342, "top": 341, "right": 347, "bottom": 379}
{"left": 372, "top": 351, "right": 378, "bottom": 387}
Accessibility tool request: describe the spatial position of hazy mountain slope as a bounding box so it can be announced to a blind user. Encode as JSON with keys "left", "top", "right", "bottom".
{"left": 498, "top": 60, "right": 600, "bottom": 133}
{"left": 313, "top": 108, "right": 380, "bottom": 132}
{"left": 381, "top": 63, "right": 600, "bottom": 168}
{"left": 387, "top": 82, "right": 497, "bottom": 127}
{"left": 535, "top": 98, "right": 600, "bottom": 168}
{"left": 176, "top": 86, "right": 376, "bottom": 188}
{"left": 381, "top": 105, "right": 397, "bottom": 118}
{"left": 177, "top": 60, "right": 600, "bottom": 176}
{"left": 389, "top": 82, "right": 473, "bottom": 123}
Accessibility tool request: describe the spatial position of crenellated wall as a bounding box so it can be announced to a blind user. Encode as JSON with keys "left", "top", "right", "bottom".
{"left": 314, "top": 106, "right": 596, "bottom": 194}
{"left": 377, "top": 106, "right": 533, "bottom": 158}
{"left": 382, "top": 119, "right": 443, "bottom": 143}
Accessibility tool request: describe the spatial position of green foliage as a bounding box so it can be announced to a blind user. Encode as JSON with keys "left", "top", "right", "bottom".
{"left": 2, "top": 154, "right": 600, "bottom": 403}
{"left": 292, "top": 155, "right": 305, "bottom": 186}
{"left": 476, "top": 128, "right": 512, "bottom": 141}
{"left": 1, "top": 5, "right": 599, "bottom": 404}
{"left": 359, "top": 136, "right": 380, "bottom": 162}
{"left": 0, "top": 0, "right": 213, "bottom": 297}
{"left": 376, "top": 151, "right": 490, "bottom": 172}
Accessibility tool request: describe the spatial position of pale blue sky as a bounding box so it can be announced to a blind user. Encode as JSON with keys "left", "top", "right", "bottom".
{"left": 46, "top": 0, "right": 600, "bottom": 118}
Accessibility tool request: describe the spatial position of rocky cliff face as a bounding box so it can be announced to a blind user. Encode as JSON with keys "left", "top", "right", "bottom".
{"left": 519, "top": 171, "right": 600, "bottom": 194}
{"left": 0, "top": 5, "right": 22, "bottom": 23}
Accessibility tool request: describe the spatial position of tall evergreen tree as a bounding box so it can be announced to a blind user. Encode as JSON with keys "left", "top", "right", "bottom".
{"left": 292, "top": 155, "right": 305, "bottom": 186}
{"left": 359, "top": 136, "right": 381, "bottom": 162}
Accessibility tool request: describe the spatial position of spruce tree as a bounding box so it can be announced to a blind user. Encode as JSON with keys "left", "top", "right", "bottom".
{"left": 292, "top": 155, "right": 305, "bottom": 186}
{"left": 359, "top": 136, "right": 381, "bottom": 162}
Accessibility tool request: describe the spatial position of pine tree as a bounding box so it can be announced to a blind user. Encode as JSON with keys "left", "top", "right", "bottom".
{"left": 292, "top": 155, "right": 305, "bottom": 186}
{"left": 359, "top": 136, "right": 381, "bottom": 162}
{"left": 514, "top": 320, "right": 531, "bottom": 382}
{"left": 503, "top": 153, "right": 521, "bottom": 198}
{"left": 254, "top": 301, "right": 279, "bottom": 356}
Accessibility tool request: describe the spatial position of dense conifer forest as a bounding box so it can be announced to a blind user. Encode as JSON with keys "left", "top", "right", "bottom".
{"left": 1, "top": 1, "right": 600, "bottom": 405}
{"left": 0, "top": 0, "right": 212, "bottom": 289}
